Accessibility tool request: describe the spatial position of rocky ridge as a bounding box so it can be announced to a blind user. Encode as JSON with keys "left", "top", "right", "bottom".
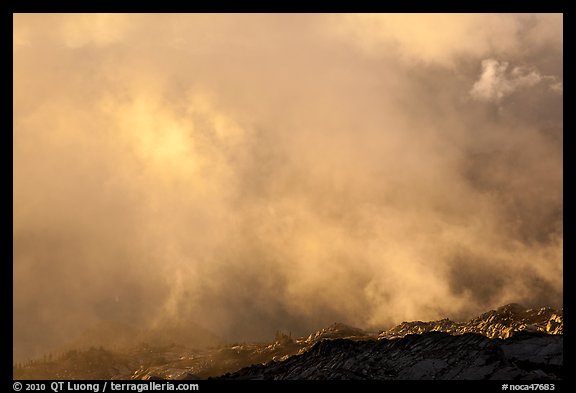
{"left": 219, "top": 331, "right": 562, "bottom": 380}
{"left": 378, "top": 303, "right": 563, "bottom": 340}
{"left": 13, "top": 304, "right": 563, "bottom": 380}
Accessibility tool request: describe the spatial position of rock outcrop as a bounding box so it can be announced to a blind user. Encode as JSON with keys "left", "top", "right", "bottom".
{"left": 379, "top": 304, "right": 563, "bottom": 340}
{"left": 218, "top": 331, "right": 562, "bottom": 380}
{"left": 14, "top": 304, "right": 563, "bottom": 380}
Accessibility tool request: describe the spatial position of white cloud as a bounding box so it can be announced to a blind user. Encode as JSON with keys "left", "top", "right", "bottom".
{"left": 549, "top": 81, "right": 563, "bottom": 94}
{"left": 470, "top": 59, "right": 562, "bottom": 103}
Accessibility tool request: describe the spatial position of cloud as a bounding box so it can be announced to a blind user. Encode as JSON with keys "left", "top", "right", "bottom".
{"left": 549, "top": 81, "right": 563, "bottom": 94}
{"left": 13, "top": 14, "right": 562, "bottom": 362}
{"left": 470, "top": 59, "right": 562, "bottom": 102}
{"left": 60, "top": 13, "right": 133, "bottom": 48}
{"left": 323, "top": 13, "right": 562, "bottom": 66}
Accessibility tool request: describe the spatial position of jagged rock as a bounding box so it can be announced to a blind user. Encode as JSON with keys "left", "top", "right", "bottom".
{"left": 176, "top": 372, "right": 203, "bottom": 380}
{"left": 305, "top": 322, "right": 368, "bottom": 343}
{"left": 14, "top": 304, "right": 563, "bottom": 380}
{"left": 379, "top": 304, "right": 564, "bottom": 340}
{"left": 141, "top": 374, "right": 165, "bottom": 381}
{"left": 219, "top": 332, "right": 562, "bottom": 380}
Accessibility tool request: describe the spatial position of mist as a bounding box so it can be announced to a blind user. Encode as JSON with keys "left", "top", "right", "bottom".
{"left": 13, "top": 13, "right": 563, "bottom": 362}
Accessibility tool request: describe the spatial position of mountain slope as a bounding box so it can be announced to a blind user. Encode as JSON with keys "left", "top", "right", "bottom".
{"left": 14, "top": 304, "right": 563, "bottom": 380}
{"left": 218, "top": 331, "right": 562, "bottom": 380}
{"left": 379, "top": 303, "right": 563, "bottom": 339}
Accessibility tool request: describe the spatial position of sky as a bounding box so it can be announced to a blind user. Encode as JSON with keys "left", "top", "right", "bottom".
{"left": 13, "top": 13, "right": 563, "bottom": 362}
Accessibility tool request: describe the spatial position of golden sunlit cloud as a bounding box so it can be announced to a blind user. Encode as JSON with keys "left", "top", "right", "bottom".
{"left": 13, "top": 13, "right": 562, "bottom": 362}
